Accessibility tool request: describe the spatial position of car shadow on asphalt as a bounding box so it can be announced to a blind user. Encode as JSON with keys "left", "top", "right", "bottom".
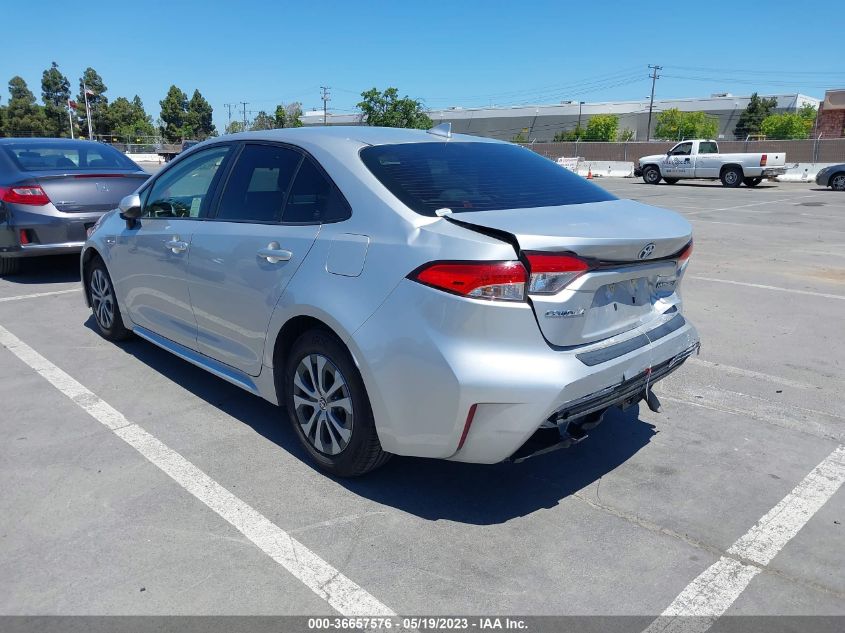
{"left": 85, "top": 316, "right": 657, "bottom": 526}
{"left": 5, "top": 255, "right": 80, "bottom": 285}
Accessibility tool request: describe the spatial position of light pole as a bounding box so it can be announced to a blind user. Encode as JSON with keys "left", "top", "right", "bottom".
{"left": 577, "top": 101, "right": 585, "bottom": 139}
{"left": 83, "top": 83, "right": 94, "bottom": 140}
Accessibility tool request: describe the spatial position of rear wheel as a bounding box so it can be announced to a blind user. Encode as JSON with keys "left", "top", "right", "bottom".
{"left": 743, "top": 177, "right": 763, "bottom": 187}
{"left": 663, "top": 178, "right": 679, "bottom": 185}
{"left": 642, "top": 166, "right": 661, "bottom": 185}
{"left": 283, "top": 328, "right": 390, "bottom": 477}
{"left": 0, "top": 256, "right": 21, "bottom": 276}
{"left": 721, "top": 166, "right": 743, "bottom": 187}
{"left": 87, "top": 259, "right": 131, "bottom": 340}
{"left": 831, "top": 173, "right": 845, "bottom": 191}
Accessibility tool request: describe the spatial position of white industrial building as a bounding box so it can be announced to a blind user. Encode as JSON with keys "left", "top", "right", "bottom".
{"left": 302, "top": 93, "right": 820, "bottom": 142}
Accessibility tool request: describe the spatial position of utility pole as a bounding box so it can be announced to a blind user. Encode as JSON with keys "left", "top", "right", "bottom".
{"left": 240, "top": 102, "right": 249, "bottom": 130}
{"left": 83, "top": 83, "right": 94, "bottom": 140}
{"left": 224, "top": 103, "right": 235, "bottom": 131}
{"left": 320, "top": 86, "right": 331, "bottom": 125}
{"left": 646, "top": 65, "right": 662, "bottom": 141}
{"left": 577, "top": 101, "right": 585, "bottom": 140}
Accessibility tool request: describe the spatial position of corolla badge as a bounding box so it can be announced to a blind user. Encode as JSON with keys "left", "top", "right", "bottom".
{"left": 544, "top": 308, "right": 586, "bottom": 319}
{"left": 638, "top": 242, "right": 656, "bottom": 260}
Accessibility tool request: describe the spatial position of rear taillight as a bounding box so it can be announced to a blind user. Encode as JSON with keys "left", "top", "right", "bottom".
{"left": 0, "top": 185, "right": 50, "bottom": 206}
{"left": 410, "top": 261, "right": 527, "bottom": 301}
{"left": 760, "top": 154, "right": 767, "bottom": 167}
{"left": 525, "top": 252, "right": 590, "bottom": 295}
{"left": 677, "top": 241, "right": 693, "bottom": 272}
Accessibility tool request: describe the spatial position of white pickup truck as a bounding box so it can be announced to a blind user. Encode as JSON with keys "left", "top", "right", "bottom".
{"left": 636, "top": 139, "right": 787, "bottom": 187}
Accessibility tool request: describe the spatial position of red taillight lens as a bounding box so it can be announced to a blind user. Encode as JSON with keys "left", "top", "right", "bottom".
{"left": 525, "top": 252, "right": 590, "bottom": 295}
{"left": 760, "top": 154, "right": 767, "bottom": 167}
{"left": 0, "top": 185, "right": 51, "bottom": 206}
{"left": 411, "top": 261, "right": 527, "bottom": 301}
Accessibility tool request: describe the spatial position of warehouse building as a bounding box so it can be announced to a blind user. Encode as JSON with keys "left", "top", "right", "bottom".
{"left": 302, "top": 93, "right": 820, "bottom": 142}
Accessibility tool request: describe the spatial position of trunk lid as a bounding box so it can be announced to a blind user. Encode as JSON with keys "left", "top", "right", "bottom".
{"left": 449, "top": 199, "right": 692, "bottom": 347}
{"left": 33, "top": 171, "right": 149, "bottom": 214}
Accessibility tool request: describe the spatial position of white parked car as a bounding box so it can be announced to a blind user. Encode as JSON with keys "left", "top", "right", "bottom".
{"left": 637, "top": 139, "right": 787, "bottom": 187}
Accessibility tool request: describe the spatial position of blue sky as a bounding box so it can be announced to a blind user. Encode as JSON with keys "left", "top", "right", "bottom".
{"left": 3, "top": 0, "right": 844, "bottom": 133}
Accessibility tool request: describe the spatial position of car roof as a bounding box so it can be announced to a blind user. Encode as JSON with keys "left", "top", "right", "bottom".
{"left": 213, "top": 126, "right": 506, "bottom": 152}
{"left": 0, "top": 137, "right": 109, "bottom": 146}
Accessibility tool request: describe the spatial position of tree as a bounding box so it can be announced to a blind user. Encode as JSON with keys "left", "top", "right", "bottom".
{"left": 760, "top": 112, "right": 813, "bottom": 139}
{"left": 187, "top": 89, "right": 215, "bottom": 139}
{"left": 107, "top": 96, "right": 156, "bottom": 141}
{"left": 76, "top": 67, "right": 109, "bottom": 137}
{"left": 285, "top": 102, "right": 303, "bottom": 127}
{"left": 225, "top": 120, "right": 245, "bottom": 134}
{"left": 273, "top": 104, "right": 288, "bottom": 128}
{"left": 618, "top": 128, "right": 635, "bottom": 141}
{"left": 582, "top": 114, "right": 619, "bottom": 141}
{"left": 654, "top": 108, "right": 718, "bottom": 140}
{"left": 41, "top": 62, "right": 71, "bottom": 137}
{"left": 250, "top": 110, "right": 275, "bottom": 130}
{"left": 553, "top": 126, "right": 582, "bottom": 142}
{"left": 733, "top": 92, "right": 778, "bottom": 139}
{"left": 5, "top": 76, "right": 49, "bottom": 136}
{"left": 159, "top": 85, "right": 189, "bottom": 142}
{"left": 357, "top": 87, "right": 432, "bottom": 129}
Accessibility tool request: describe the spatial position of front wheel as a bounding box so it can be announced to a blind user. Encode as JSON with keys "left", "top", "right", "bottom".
{"left": 283, "top": 329, "right": 390, "bottom": 477}
{"left": 721, "top": 166, "right": 743, "bottom": 187}
{"left": 642, "top": 166, "right": 661, "bottom": 185}
{"left": 831, "top": 173, "right": 845, "bottom": 191}
{"left": 743, "top": 177, "right": 763, "bottom": 187}
{"left": 87, "top": 259, "right": 132, "bottom": 340}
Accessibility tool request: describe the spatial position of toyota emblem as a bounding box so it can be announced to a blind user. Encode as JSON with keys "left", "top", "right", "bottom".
{"left": 638, "top": 243, "right": 656, "bottom": 260}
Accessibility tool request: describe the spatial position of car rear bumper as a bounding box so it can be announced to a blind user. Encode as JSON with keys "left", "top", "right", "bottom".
{"left": 0, "top": 205, "right": 103, "bottom": 258}
{"left": 761, "top": 167, "right": 787, "bottom": 177}
{"left": 352, "top": 279, "right": 699, "bottom": 464}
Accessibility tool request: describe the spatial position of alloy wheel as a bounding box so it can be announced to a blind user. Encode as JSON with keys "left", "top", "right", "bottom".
{"left": 832, "top": 174, "right": 845, "bottom": 191}
{"left": 90, "top": 268, "right": 115, "bottom": 330}
{"left": 292, "top": 354, "right": 354, "bottom": 455}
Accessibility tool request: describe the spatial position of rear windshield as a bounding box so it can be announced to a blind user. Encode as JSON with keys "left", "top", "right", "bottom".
{"left": 359, "top": 142, "right": 616, "bottom": 216}
{"left": 1, "top": 142, "right": 139, "bottom": 172}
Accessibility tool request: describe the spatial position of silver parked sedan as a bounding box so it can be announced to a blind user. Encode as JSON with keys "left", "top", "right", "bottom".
{"left": 815, "top": 164, "right": 845, "bottom": 190}
{"left": 0, "top": 138, "right": 148, "bottom": 275}
{"left": 81, "top": 127, "right": 699, "bottom": 476}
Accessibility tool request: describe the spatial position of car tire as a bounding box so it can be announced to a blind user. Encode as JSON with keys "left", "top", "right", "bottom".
{"left": 743, "top": 177, "right": 763, "bottom": 187}
{"left": 721, "top": 166, "right": 743, "bottom": 187}
{"left": 283, "top": 328, "right": 390, "bottom": 477}
{"left": 831, "top": 173, "right": 845, "bottom": 191}
{"left": 0, "top": 256, "right": 21, "bottom": 276}
{"left": 642, "top": 166, "right": 661, "bottom": 185}
{"left": 663, "top": 178, "right": 679, "bottom": 185}
{"left": 86, "top": 258, "right": 132, "bottom": 341}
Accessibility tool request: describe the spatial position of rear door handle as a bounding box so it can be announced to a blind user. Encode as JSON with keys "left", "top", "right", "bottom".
{"left": 257, "top": 242, "right": 292, "bottom": 264}
{"left": 165, "top": 238, "right": 188, "bottom": 254}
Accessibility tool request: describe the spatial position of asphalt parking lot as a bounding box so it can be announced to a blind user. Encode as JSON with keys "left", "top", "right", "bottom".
{"left": 0, "top": 179, "right": 843, "bottom": 625}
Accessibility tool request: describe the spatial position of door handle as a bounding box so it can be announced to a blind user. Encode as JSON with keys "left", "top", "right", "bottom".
{"left": 257, "top": 242, "right": 292, "bottom": 264}
{"left": 165, "top": 238, "right": 188, "bottom": 254}
{"left": 684, "top": 158, "right": 690, "bottom": 163}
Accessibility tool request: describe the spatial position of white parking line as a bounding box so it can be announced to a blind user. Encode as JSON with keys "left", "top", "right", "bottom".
{"left": 686, "top": 358, "right": 818, "bottom": 391}
{"left": 689, "top": 276, "right": 845, "bottom": 301}
{"left": 0, "top": 288, "right": 80, "bottom": 303}
{"left": 642, "top": 445, "right": 845, "bottom": 633}
{"left": 0, "top": 322, "right": 395, "bottom": 617}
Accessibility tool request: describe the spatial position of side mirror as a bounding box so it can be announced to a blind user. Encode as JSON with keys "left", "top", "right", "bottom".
{"left": 118, "top": 193, "right": 142, "bottom": 227}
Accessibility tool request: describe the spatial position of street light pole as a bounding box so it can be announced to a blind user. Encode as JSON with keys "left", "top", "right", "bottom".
{"left": 83, "top": 83, "right": 94, "bottom": 140}
{"left": 577, "top": 101, "right": 585, "bottom": 139}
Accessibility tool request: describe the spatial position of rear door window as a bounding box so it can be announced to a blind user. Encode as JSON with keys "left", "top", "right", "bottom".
{"left": 216, "top": 144, "right": 303, "bottom": 223}
{"left": 282, "top": 157, "right": 351, "bottom": 224}
{"left": 359, "top": 142, "right": 615, "bottom": 216}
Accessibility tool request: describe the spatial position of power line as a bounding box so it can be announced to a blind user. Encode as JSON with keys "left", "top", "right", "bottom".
{"left": 646, "top": 64, "right": 662, "bottom": 141}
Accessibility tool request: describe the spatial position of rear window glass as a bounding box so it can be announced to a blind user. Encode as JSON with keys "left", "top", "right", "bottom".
{"left": 359, "top": 142, "right": 616, "bottom": 216}
{"left": 1, "top": 142, "right": 138, "bottom": 171}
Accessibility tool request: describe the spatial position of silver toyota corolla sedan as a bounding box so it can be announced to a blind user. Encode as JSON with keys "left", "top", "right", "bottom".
{"left": 81, "top": 126, "right": 699, "bottom": 476}
{"left": 0, "top": 138, "right": 148, "bottom": 275}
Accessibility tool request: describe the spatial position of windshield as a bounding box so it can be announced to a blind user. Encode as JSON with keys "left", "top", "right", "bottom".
{"left": 1, "top": 141, "right": 139, "bottom": 172}
{"left": 360, "top": 142, "right": 616, "bottom": 216}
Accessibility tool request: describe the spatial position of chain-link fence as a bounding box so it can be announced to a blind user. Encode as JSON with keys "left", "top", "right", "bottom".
{"left": 524, "top": 139, "right": 845, "bottom": 164}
